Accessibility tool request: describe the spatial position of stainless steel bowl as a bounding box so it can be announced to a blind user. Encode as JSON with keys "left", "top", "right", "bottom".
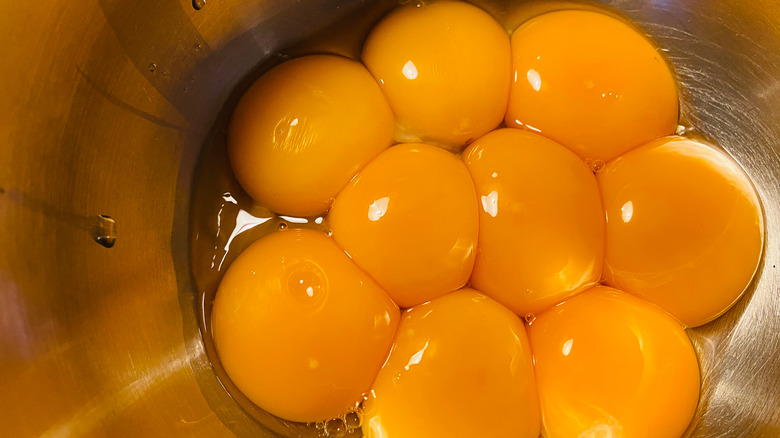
{"left": 1, "top": 0, "right": 778, "bottom": 437}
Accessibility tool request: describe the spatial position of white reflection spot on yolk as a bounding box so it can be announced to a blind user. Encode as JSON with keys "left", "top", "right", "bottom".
{"left": 404, "top": 341, "right": 429, "bottom": 371}
{"left": 527, "top": 69, "right": 542, "bottom": 92}
{"left": 621, "top": 200, "right": 633, "bottom": 223}
{"left": 481, "top": 191, "right": 499, "bottom": 218}
{"left": 368, "top": 197, "right": 390, "bottom": 221}
{"left": 402, "top": 60, "right": 418, "bottom": 80}
{"left": 562, "top": 339, "right": 573, "bottom": 356}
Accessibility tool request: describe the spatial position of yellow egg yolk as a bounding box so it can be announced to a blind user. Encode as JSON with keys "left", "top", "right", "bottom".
{"left": 228, "top": 54, "right": 394, "bottom": 217}
{"left": 362, "top": 1, "right": 511, "bottom": 148}
{"left": 211, "top": 229, "right": 399, "bottom": 423}
{"left": 599, "top": 136, "right": 764, "bottom": 327}
{"left": 329, "top": 143, "right": 479, "bottom": 308}
{"left": 528, "top": 286, "right": 700, "bottom": 438}
{"left": 363, "top": 289, "right": 540, "bottom": 438}
{"left": 506, "top": 9, "right": 679, "bottom": 161}
{"left": 463, "top": 128, "right": 604, "bottom": 316}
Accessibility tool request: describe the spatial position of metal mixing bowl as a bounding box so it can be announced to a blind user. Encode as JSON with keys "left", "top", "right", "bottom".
{"left": 1, "top": 0, "right": 778, "bottom": 437}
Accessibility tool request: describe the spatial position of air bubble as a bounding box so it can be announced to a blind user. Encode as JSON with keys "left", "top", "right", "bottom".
{"left": 524, "top": 313, "right": 536, "bottom": 325}
{"left": 149, "top": 63, "right": 157, "bottom": 72}
{"left": 675, "top": 125, "right": 688, "bottom": 135}
{"left": 192, "top": 0, "right": 206, "bottom": 10}
{"left": 585, "top": 158, "right": 605, "bottom": 173}
{"left": 325, "top": 418, "right": 347, "bottom": 437}
{"left": 278, "top": 221, "right": 288, "bottom": 230}
{"left": 345, "top": 410, "right": 363, "bottom": 430}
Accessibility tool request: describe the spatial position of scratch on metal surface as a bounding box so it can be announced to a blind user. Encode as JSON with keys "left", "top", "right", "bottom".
{"left": 39, "top": 342, "right": 195, "bottom": 438}
{"left": 76, "top": 66, "right": 186, "bottom": 131}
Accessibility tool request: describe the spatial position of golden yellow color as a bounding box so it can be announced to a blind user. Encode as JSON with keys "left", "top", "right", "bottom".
{"left": 362, "top": 1, "right": 511, "bottom": 148}
{"left": 506, "top": 10, "right": 678, "bottom": 161}
{"left": 363, "top": 289, "right": 540, "bottom": 438}
{"left": 528, "top": 286, "right": 700, "bottom": 438}
{"left": 228, "top": 54, "right": 394, "bottom": 217}
{"left": 211, "top": 229, "right": 399, "bottom": 423}
{"left": 329, "top": 143, "right": 478, "bottom": 308}
{"left": 462, "top": 128, "right": 604, "bottom": 316}
{"left": 599, "top": 136, "right": 764, "bottom": 327}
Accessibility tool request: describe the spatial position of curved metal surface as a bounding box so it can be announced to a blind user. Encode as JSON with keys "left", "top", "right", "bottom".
{"left": 0, "top": 0, "right": 778, "bottom": 437}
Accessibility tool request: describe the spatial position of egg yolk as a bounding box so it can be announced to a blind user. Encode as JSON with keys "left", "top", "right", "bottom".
{"left": 598, "top": 136, "right": 764, "bottom": 327}
{"left": 462, "top": 128, "right": 604, "bottom": 316}
{"left": 211, "top": 229, "right": 399, "bottom": 423}
{"left": 506, "top": 10, "right": 678, "bottom": 162}
{"left": 528, "top": 286, "right": 700, "bottom": 438}
{"left": 362, "top": 1, "right": 510, "bottom": 148}
{"left": 228, "top": 54, "right": 394, "bottom": 217}
{"left": 363, "top": 289, "right": 540, "bottom": 438}
{"left": 329, "top": 143, "right": 478, "bottom": 308}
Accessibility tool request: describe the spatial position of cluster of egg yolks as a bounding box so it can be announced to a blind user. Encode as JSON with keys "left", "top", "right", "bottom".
{"left": 463, "top": 128, "right": 604, "bottom": 316}
{"left": 216, "top": 1, "right": 766, "bottom": 435}
{"left": 227, "top": 54, "right": 393, "bottom": 217}
{"left": 506, "top": 9, "right": 679, "bottom": 162}
{"left": 362, "top": 1, "right": 510, "bottom": 148}
{"left": 529, "top": 286, "right": 700, "bottom": 438}
{"left": 599, "top": 136, "right": 764, "bottom": 327}
{"left": 329, "top": 143, "right": 478, "bottom": 308}
{"left": 211, "top": 229, "right": 399, "bottom": 423}
{"left": 363, "top": 289, "right": 540, "bottom": 438}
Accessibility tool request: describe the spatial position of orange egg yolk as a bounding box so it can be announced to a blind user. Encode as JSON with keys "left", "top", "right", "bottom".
{"left": 463, "top": 128, "right": 604, "bottom": 316}
{"left": 211, "top": 229, "right": 399, "bottom": 423}
{"left": 528, "top": 286, "right": 700, "bottom": 438}
{"left": 228, "top": 54, "right": 394, "bottom": 217}
{"left": 363, "top": 289, "right": 540, "bottom": 438}
{"left": 329, "top": 143, "right": 478, "bottom": 308}
{"left": 599, "top": 136, "right": 764, "bottom": 327}
{"left": 362, "top": 1, "right": 511, "bottom": 148}
{"left": 506, "top": 9, "right": 679, "bottom": 162}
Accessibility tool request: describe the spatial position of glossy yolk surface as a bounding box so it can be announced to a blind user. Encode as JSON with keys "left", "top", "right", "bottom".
{"left": 211, "top": 229, "right": 399, "bottom": 423}
{"left": 363, "top": 289, "right": 540, "bottom": 438}
{"left": 463, "top": 128, "right": 604, "bottom": 316}
{"left": 528, "top": 286, "right": 700, "bottom": 438}
{"left": 329, "top": 143, "right": 478, "bottom": 308}
{"left": 506, "top": 10, "right": 678, "bottom": 162}
{"left": 228, "top": 54, "right": 393, "bottom": 217}
{"left": 362, "top": 1, "right": 510, "bottom": 149}
{"left": 598, "top": 136, "right": 764, "bottom": 327}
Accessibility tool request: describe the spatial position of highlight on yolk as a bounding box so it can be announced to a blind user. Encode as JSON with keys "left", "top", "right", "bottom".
{"left": 211, "top": 229, "right": 399, "bottom": 423}
{"left": 228, "top": 54, "right": 394, "bottom": 217}
{"left": 462, "top": 128, "right": 604, "bottom": 316}
{"left": 362, "top": 1, "right": 511, "bottom": 149}
{"left": 363, "top": 289, "right": 541, "bottom": 438}
{"left": 506, "top": 9, "right": 678, "bottom": 162}
{"left": 598, "top": 136, "right": 764, "bottom": 327}
{"left": 528, "top": 286, "right": 700, "bottom": 438}
{"left": 329, "top": 143, "right": 478, "bottom": 308}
